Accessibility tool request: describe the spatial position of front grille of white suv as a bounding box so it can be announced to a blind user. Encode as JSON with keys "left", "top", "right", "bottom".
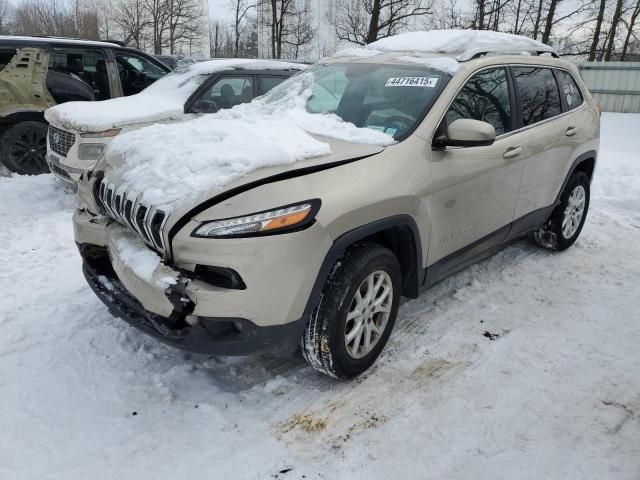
{"left": 96, "top": 180, "right": 168, "bottom": 254}
{"left": 48, "top": 126, "right": 75, "bottom": 157}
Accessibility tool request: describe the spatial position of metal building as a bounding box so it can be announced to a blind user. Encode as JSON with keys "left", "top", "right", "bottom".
{"left": 578, "top": 62, "right": 640, "bottom": 113}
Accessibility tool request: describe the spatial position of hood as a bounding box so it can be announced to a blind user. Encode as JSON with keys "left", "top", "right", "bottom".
{"left": 95, "top": 72, "right": 395, "bottom": 217}
{"left": 44, "top": 58, "right": 305, "bottom": 132}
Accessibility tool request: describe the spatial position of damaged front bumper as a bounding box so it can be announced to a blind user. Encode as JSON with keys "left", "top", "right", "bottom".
{"left": 80, "top": 243, "right": 305, "bottom": 356}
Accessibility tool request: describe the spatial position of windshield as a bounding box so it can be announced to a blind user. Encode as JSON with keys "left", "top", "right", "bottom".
{"left": 262, "top": 63, "right": 450, "bottom": 140}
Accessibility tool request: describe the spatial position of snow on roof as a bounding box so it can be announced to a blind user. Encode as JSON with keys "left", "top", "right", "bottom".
{"left": 396, "top": 55, "right": 460, "bottom": 75}
{"left": 45, "top": 59, "right": 305, "bottom": 132}
{"left": 366, "top": 30, "right": 555, "bottom": 61}
{"left": 0, "top": 35, "right": 122, "bottom": 48}
{"left": 105, "top": 73, "right": 395, "bottom": 211}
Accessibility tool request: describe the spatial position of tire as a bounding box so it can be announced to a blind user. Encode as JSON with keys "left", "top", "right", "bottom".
{"left": 531, "top": 171, "right": 590, "bottom": 251}
{"left": 302, "top": 243, "right": 401, "bottom": 379}
{"left": 0, "top": 121, "right": 49, "bottom": 175}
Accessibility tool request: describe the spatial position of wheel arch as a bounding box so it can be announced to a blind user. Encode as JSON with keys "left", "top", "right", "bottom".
{"left": 0, "top": 110, "right": 47, "bottom": 129}
{"left": 303, "top": 215, "right": 423, "bottom": 317}
{"left": 555, "top": 150, "right": 597, "bottom": 206}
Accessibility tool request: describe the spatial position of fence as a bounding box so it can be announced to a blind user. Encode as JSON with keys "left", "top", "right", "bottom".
{"left": 578, "top": 62, "right": 640, "bottom": 113}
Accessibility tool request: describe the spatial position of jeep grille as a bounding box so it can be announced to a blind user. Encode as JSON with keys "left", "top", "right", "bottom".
{"left": 96, "top": 180, "right": 168, "bottom": 255}
{"left": 48, "top": 126, "right": 75, "bottom": 157}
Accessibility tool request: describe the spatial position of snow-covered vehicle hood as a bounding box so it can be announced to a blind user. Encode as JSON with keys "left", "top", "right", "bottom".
{"left": 92, "top": 72, "right": 395, "bottom": 219}
{"left": 44, "top": 58, "right": 305, "bottom": 132}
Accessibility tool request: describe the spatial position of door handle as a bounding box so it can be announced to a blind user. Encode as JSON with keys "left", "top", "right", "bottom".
{"left": 503, "top": 146, "right": 523, "bottom": 159}
{"left": 565, "top": 127, "right": 578, "bottom": 136}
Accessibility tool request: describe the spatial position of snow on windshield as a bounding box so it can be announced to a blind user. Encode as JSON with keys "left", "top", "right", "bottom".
{"left": 106, "top": 72, "right": 395, "bottom": 211}
{"left": 44, "top": 59, "right": 304, "bottom": 132}
{"left": 366, "top": 30, "right": 554, "bottom": 61}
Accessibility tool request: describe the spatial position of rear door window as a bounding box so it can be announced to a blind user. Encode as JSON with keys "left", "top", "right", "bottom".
{"left": 48, "top": 48, "right": 111, "bottom": 99}
{"left": 555, "top": 70, "right": 584, "bottom": 110}
{"left": 197, "top": 76, "right": 255, "bottom": 109}
{"left": 258, "top": 76, "right": 287, "bottom": 95}
{"left": 512, "top": 67, "right": 562, "bottom": 126}
{"left": 446, "top": 67, "right": 512, "bottom": 136}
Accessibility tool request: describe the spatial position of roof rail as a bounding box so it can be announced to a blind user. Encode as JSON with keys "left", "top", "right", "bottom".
{"left": 460, "top": 45, "right": 558, "bottom": 61}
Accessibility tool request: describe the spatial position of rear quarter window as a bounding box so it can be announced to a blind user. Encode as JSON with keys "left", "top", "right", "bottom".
{"left": 555, "top": 70, "right": 584, "bottom": 110}
{"left": 512, "top": 67, "right": 562, "bottom": 126}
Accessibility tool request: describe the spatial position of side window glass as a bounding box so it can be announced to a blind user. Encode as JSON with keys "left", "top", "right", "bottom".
{"left": 446, "top": 67, "right": 512, "bottom": 136}
{"left": 199, "top": 76, "right": 254, "bottom": 109}
{"left": 556, "top": 70, "right": 584, "bottom": 110}
{"left": 115, "top": 53, "right": 169, "bottom": 96}
{"left": 48, "top": 48, "right": 110, "bottom": 100}
{"left": 0, "top": 49, "right": 17, "bottom": 70}
{"left": 513, "top": 67, "right": 562, "bottom": 126}
{"left": 258, "top": 76, "right": 286, "bottom": 95}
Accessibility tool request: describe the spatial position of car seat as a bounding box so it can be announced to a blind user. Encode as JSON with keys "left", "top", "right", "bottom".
{"left": 94, "top": 59, "right": 111, "bottom": 99}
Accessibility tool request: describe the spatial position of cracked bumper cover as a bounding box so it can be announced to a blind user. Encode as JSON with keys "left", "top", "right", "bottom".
{"left": 81, "top": 243, "right": 306, "bottom": 356}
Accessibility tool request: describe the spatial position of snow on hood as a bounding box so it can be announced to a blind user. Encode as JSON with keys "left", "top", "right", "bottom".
{"left": 44, "top": 59, "right": 304, "bottom": 132}
{"left": 366, "top": 30, "right": 555, "bottom": 61}
{"left": 104, "top": 72, "right": 395, "bottom": 212}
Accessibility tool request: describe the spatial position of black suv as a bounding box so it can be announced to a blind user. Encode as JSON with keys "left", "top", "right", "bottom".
{"left": 0, "top": 36, "right": 171, "bottom": 174}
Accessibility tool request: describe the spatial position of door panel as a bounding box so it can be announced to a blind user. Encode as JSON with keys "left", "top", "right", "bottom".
{"left": 428, "top": 134, "right": 526, "bottom": 264}
{"left": 426, "top": 67, "right": 526, "bottom": 265}
{"left": 512, "top": 67, "right": 590, "bottom": 218}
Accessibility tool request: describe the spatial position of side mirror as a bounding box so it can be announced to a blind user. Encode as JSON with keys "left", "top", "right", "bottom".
{"left": 190, "top": 100, "right": 218, "bottom": 114}
{"left": 441, "top": 118, "right": 496, "bottom": 148}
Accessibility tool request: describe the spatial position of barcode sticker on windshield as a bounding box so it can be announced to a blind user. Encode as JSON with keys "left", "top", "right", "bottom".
{"left": 385, "top": 77, "right": 438, "bottom": 88}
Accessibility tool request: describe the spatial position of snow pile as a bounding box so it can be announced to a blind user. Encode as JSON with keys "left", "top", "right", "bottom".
{"left": 107, "top": 73, "right": 394, "bottom": 210}
{"left": 396, "top": 55, "right": 460, "bottom": 75}
{"left": 45, "top": 59, "right": 304, "bottom": 132}
{"left": 332, "top": 47, "right": 383, "bottom": 58}
{"left": 112, "top": 227, "right": 162, "bottom": 282}
{"left": 367, "top": 29, "right": 554, "bottom": 61}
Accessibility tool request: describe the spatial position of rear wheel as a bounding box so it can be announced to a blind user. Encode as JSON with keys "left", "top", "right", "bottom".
{"left": 302, "top": 244, "right": 401, "bottom": 379}
{"left": 0, "top": 121, "right": 49, "bottom": 175}
{"left": 531, "top": 171, "right": 590, "bottom": 251}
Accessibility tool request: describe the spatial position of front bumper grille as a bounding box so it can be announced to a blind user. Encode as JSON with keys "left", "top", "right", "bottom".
{"left": 48, "top": 126, "right": 75, "bottom": 157}
{"left": 96, "top": 179, "right": 168, "bottom": 255}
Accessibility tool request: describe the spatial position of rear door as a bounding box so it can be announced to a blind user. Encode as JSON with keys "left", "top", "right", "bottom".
{"left": 427, "top": 66, "right": 527, "bottom": 266}
{"left": 511, "top": 66, "right": 581, "bottom": 219}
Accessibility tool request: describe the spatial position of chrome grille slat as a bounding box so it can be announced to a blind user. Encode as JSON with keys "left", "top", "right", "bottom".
{"left": 48, "top": 126, "right": 75, "bottom": 157}
{"left": 94, "top": 179, "right": 167, "bottom": 255}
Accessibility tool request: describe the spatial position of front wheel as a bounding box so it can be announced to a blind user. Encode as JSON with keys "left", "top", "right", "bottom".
{"left": 302, "top": 244, "right": 401, "bottom": 379}
{"left": 0, "top": 121, "right": 49, "bottom": 175}
{"left": 531, "top": 171, "right": 590, "bottom": 251}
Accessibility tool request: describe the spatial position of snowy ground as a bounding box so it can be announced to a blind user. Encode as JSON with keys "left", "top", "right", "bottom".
{"left": 1, "top": 113, "right": 639, "bottom": 480}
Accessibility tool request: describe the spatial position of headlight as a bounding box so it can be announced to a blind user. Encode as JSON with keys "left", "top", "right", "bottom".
{"left": 80, "top": 128, "right": 121, "bottom": 138}
{"left": 78, "top": 143, "right": 106, "bottom": 160}
{"left": 192, "top": 200, "right": 320, "bottom": 238}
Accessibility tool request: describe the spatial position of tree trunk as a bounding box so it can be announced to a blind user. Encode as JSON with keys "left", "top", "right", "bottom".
{"left": 589, "top": 0, "right": 606, "bottom": 61}
{"left": 604, "top": 0, "right": 624, "bottom": 60}
{"left": 621, "top": 1, "right": 640, "bottom": 60}
{"left": 366, "top": 0, "right": 381, "bottom": 44}
{"left": 541, "top": 0, "right": 558, "bottom": 44}
{"left": 532, "top": 0, "right": 543, "bottom": 40}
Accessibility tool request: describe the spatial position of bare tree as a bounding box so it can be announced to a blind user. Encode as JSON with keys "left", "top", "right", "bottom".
{"left": 165, "top": 0, "right": 204, "bottom": 54}
{"left": 228, "top": 0, "right": 255, "bottom": 57}
{"left": 604, "top": 0, "right": 624, "bottom": 60}
{"left": 621, "top": 0, "right": 640, "bottom": 60}
{"left": 331, "top": 0, "right": 432, "bottom": 45}
{"left": 588, "top": 0, "right": 607, "bottom": 60}
{"left": 283, "top": 5, "right": 315, "bottom": 58}
{"left": 114, "top": 0, "right": 150, "bottom": 48}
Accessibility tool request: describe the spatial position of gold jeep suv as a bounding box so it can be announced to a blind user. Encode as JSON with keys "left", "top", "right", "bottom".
{"left": 72, "top": 31, "right": 599, "bottom": 378}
